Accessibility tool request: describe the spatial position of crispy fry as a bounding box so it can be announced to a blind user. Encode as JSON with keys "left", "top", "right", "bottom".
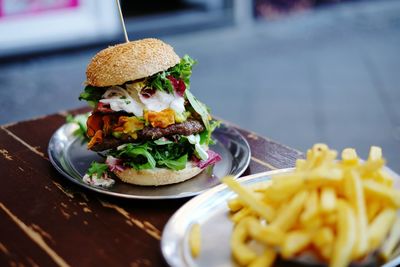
{"left": 228, "top": 197, "right": 243, "bottom": 212}
{"left": 374, "top": 169, "right": 394, "bottom": 187}
{"left": 363, "top": 180, "right": 400, "bottom": 208}
{"left": 270, "top": 190, "right": 308, "bottom": 232}
{"left": 266, "top": 173, "right": 305, "bottom": 202}
{"left": 300, "top": 190, "right": 319, "bottom": 224}
{"left": 223, "top": 177, "right": 275, "bottom": 222}
{"left": 224, "top": 144, "right": 400, "bottom": 267}
{"left": 341, "top": 148, "right": 359, "bottom": 166}
{"left": 247, "top": 217, "right": 284, "bottom": 246}
{"left": 344, "top": 171, "right": 368, "bottom": 258}
{"left": 366, "top": 199, "right": 382, "bottom": 222}
{"left": 231, "top": 217, "right": 257, "bottom": 266}
{"left": 313, "top": 226, "right": 334, "bottom": 260}
{"left": 367, "top": 207, "right": 396, "bottom": 251}
{"left": 320, "top": 187, "right": 337, "bottom": 213}
{"left": 330, "top": 200, "right": 356, "bottom": 267}
{"left": 281, "top": 230, "right": 312, "bottom": 259}
{"left": 380, "top": 216, "right": 400, "bottom": 261}
{"left": 248, "top": 249, "right": 276, "bottom": 267}
{"left": 189, "top": 223, "right": 201, "bottom": 258}
{"left": 368, "top": 146, "right": 382, "bottom": 161}
{"left": 231, "top": 207, "right": 252, "bottom": 223}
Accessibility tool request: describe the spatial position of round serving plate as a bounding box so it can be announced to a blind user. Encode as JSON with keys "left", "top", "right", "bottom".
{"left": 161, "top": 168, "right": 400, "bottom": 267}
{"left": 48, "top": 122, "right": 251, "bottom": 200}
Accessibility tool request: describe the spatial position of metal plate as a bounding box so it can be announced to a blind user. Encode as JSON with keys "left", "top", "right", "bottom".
{"left": 48, "top": 123, "right": 251, "bottom": 200}
{"left": 161, "top": 168, "right": 400, "bottom": 267}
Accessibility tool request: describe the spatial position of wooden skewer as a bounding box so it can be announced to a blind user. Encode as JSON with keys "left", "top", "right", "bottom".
{"left": 115, "top": 0, "right": 129, "bottom": 43}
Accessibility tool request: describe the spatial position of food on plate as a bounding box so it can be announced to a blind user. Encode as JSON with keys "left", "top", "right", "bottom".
{"left": 78, "top": 38, "right": 220, "bottom": 186}
{"left": 222, "top": 144, "right": 400, "bottom": 267}
{"left": 189, "top": 223, "right": 201, "bottom": 258}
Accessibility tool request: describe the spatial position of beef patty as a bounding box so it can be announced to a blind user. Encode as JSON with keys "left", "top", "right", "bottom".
{"left": 90, "top": 119, "right": 205, "bottom": 151}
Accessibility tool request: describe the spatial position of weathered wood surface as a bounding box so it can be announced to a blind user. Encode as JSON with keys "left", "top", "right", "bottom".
{"left": 0, "top": 108, "right": 303, "bottom": 267}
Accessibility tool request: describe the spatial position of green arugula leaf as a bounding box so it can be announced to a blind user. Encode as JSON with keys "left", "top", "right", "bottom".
{"left": 199, "top": 120, "right": 220, "bottom": 145}
{"left": 157, "top": 154, "right": 188, "bottom": 171}
{"left": 146, "top": 55, "right": 196, "bottom": 93}
{"left": 107, "top": 137, "right": 196, "bottom": 171}
{"left": 114, "top": 143, "right": 156, "bottom": 170}
{"left": 87, "top": 162, "right": 108, "bottom": 178}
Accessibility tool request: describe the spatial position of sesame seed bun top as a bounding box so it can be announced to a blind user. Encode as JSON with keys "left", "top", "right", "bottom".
{"left": 86, "top": 38, "right": 180, "bottom": 87}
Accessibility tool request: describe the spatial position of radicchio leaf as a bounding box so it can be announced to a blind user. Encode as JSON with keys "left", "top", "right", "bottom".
{"left": 196, "top": 150, "right": 221, "bottom": 169}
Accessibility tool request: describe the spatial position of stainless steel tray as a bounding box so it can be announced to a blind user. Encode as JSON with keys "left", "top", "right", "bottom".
{"left": 48, "top": 123, "right": 251, "bottom": 199}
{"left": 161, "top": 168, "right": 400, "bottom": 267}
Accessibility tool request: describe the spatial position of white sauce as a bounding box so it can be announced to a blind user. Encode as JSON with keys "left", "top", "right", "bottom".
{"left": 82, "top": 173, "right": 115, "bottom": 188}
{"left": 187, "top": 134, "right": 209, "bottom": 160}
{"left": 140, "top": 90, "right": 185, "bottom": 114}
{"left": 99, "top": 86, "right": 144, "bottom": 116}
{"left": 99, "top": 86, "right": 186, "bottom": 116}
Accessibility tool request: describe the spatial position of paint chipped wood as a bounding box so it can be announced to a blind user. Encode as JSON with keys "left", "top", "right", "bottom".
{"left": 0, "top": 108, "right": 303, "bottom": 266}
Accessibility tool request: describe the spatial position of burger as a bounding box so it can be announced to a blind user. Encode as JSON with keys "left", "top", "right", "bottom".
{"left": 78, "top": 38, "right": 221, "bottom": 187}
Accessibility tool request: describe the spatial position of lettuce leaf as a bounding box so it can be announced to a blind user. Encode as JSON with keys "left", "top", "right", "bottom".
{"left": 157, "top": 154, "right": 188, "bottom": 171}
{"left": 185, "top": 90, "right": 210, "bottom": 131}
{"left": 109, "top": 138, "right": 193, "bottom": 171}
{"left": 146, "top": 55, "right": 196, "bottom": 93}
{"left": 78, "top": 85, "right": 106, "bottom": 107}
{"left": 66, "top": 113, "right": 89, "bottom": 140}
{"left": 114, "top": 143, "right": 156, "bottom": 170}
{"left": 87, "top": 162, "right": 108, "bottom": 177}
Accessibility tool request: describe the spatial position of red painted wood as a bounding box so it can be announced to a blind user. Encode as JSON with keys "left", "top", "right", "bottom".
{"left": 0, "top": 108, "right": 303, "bottom": 266}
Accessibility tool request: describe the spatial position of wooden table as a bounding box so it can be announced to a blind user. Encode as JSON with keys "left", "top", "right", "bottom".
{"left": 0, "top": 108, "right": 303, "bottom": 267}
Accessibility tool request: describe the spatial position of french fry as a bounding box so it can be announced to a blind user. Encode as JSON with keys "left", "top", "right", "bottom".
{"left": 231, "top": 207, "right": 252, "bottom": 223}
{"left": 266, "top": 173, "right": 305, "bottom": 202}
{"left": 330, "top": 200, "right": 356, "bottom": 267}
{"left": 296, "top": 159, "right": 307, "bottom": 171}
{"left": 374, "top": 169, "right": 394, "bottom": 187}
{"left": 270, "top": 190, "right": 308, "bottom": 232}
{"left": 281, "top": 230, "right": 312, "bottom": 259}
{"left": 300, "top": 190, "right": 319, "bottom": 224}
{"left": 341, "top": 148, "right": 359, "bottom": 166}
{"left": 231, "top": 217, "right": 257, "bottom": 266}
{"left": 344, "top": 171, "right": 368, "bottom": 258}
{"left": 313, "top": 226, "right": 334, "bottom": 259}
{"left": 223, "top": 176, "right": 275, "bottom": 222}
{"left": 247, "top": 217, "right": 284, "bottom": 246}
{"left": 366, "top": 199, "right": 382, "bottom": 222}
{"left": 224, "top": 144, "right": 400, "bottom": 267}
{"left": 248, "top": 248, "right": 276, "bottom": 267}
{"left": 320, "top": 187, "right": 337, "bottom": 213}
{"left": 380, "top": 216, "right": 400, "bottom": 261}
{"left": 368, "top": 146, "right": 382, "bottom": 161}
{"left": 189, "top": 223, "right": 201, "bottom": 258}
{"left": 359, "top": 146, "right": 385, "bottom": 175}
{"left": 323, "top": 213, "right": 337, "bottom": 228}
{"left": 363, "top": 180, "right": 400, "bottom": 208}
{"left": 228, "top": 197, "right": 243, "bottom": 212}
{"left": 367, "top": 207, "right": 396, "bottom": 251}
{"left": 306, "top": 168, "right": 343, "bottom": 188}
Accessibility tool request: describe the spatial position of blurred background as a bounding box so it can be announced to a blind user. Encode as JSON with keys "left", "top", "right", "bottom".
{"left": 0, "top": 0, "right": 399, "bottom": 171}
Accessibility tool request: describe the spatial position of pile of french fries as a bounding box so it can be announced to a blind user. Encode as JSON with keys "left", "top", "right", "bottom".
{"left": 223, "top": 144, "right": 400, "bottom": 267}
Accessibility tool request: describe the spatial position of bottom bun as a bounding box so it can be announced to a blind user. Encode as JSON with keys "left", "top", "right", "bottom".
{"left": 114, "top": 163, "right": 203, "bottom": 186}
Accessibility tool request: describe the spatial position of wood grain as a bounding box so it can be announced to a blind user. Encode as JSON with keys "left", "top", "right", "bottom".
{"left": 0, "top": 109, "right": 302, "bottom": 266}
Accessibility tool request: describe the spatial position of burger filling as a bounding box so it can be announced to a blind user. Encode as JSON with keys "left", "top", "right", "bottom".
{"left": 79, "top": 55, "right": 221, "bottom": 175}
